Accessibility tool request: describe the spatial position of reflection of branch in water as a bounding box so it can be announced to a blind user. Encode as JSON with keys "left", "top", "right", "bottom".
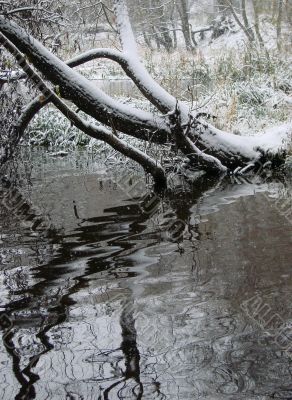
{"left": 0, "top": 176, "right": 55, "bottom": 235}
{"left": 1, "top": 177, "right": 213, "bottom": 397}
{"left": 2, "top": 322, "right": 38, "bottom": 399}
{"left": 98, "top": 300, "right": 144, "bottom": 400}
{"left": 120, "top": 302, "right": 143, "bottom": 396}
{"left": 102, "top": 299, "right": 168, "bottom": 399}
{"left": 0, "top": 172, "right": 232, "bottom": 398}
{"left": 1, "top": 302, "right": 67, "bottom": 399}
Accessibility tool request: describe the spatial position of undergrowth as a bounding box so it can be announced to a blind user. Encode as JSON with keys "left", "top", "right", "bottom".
{"left": 28, "top": 43, "right": 292, "bottom": 154}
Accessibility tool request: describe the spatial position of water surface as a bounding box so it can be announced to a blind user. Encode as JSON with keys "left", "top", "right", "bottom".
{"left": 0, "top": 151, "right": 291, "bottom": 399}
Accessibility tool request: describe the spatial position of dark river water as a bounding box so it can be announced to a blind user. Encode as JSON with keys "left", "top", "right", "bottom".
{"left": 0, "top": 150, "right": 292, "bottom": 399}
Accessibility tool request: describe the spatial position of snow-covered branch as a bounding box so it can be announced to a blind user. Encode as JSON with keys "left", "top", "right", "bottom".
{"left": 1, "top": 0, "right": 291, "bottom": 183}
{"left": 0, "top": 15, "right": 171, "bottom": 143}
{"left": 0, "top": 30, "right": 167, "bottom": 186}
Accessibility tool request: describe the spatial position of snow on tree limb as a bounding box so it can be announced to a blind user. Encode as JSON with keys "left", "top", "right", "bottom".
{"left": 0, "top": 0, "right": 291, "bottom": 183}
{"left": 0, "top": 30, "right": 167, "bottom": 186}
{"left": 0, "top": 16, "right": 171, "bottom": 143}
{"left": 112, "top": 0, "right": 291, "bottom": 170}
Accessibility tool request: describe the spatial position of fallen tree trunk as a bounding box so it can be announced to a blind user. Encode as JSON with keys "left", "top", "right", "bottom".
{"left": 0, "top": 0, "right": 291, "bottom": 187}
{"left": 0, "top": 31, "right": 167, "bottom": 187}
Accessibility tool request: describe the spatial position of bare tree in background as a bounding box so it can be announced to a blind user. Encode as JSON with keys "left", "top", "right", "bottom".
{"left": 176, "top": 0, "right": 194, "bottom": 50}
{"left": 276, "top": 0, "right": 283, "bottom": 49}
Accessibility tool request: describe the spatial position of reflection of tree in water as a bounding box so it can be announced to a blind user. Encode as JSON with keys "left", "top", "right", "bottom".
{"left": 0, "top": 172, "right": 216, "bottom": 399}
{"left": 97, "top": 302, "right": 143, "bottom": 400}
{"left": 1, "top": 173, "right": 292, "bottom": 399}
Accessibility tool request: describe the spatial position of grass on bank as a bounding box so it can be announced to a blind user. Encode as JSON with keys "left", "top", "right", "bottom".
{"left": 28, "top": 44, "right": 292, "bottom": 160}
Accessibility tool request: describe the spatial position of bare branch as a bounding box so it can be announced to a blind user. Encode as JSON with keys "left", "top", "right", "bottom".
{"left": 1, "top": 7, "right": 45, "bottom": 16}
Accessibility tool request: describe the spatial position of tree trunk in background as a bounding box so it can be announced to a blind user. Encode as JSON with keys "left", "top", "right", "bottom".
{"left": 142, "top": 29, "right": 152, "bottom": 49}
{"left": 151, "top": 0, "right": 174, "bottom": 51}
{"left": 252, "top": 0, "right": 264, "bottom": 46}
{"left": 276, "top": 0, "right": 283, "bottom": 50}
{"left": 241, "top": 0, "right": 255, "bottom": 40}
{"left": 170, "top": 1, "right": 178, "bottom": 49}
{"left": 176, "top": 0, "right": 194, "bottom": 50}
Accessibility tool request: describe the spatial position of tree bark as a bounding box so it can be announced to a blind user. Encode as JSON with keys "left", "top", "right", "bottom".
{"left": 227, "top": 0, "right": 255, "bottom": 41}
{"left": 0, "top": 32, "right": 167, "bottom": 187}
{"left": 277, "top": 0, "right": 283, "bottom": 50}
{"left": 176, "top": 0, "right": 194, "bottom": 50}
{"left": 252, "top": 0, "right": 264, "bottom": 46}
{"left": 241, "top": 0, "right": 255, "bottom": 40}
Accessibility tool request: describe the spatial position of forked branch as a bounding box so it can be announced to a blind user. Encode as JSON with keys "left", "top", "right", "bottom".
{"left": 0, "top": 31, "right": 167, "bottom": 186}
